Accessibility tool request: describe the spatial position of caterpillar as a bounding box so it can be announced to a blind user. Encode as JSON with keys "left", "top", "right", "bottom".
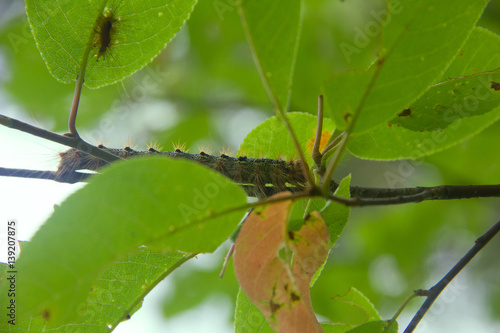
{"left": 56, "top": 146, "right": 314, "bottom": 198}
{"left": 93, "top": 3, "right": 122, "bottom": 61}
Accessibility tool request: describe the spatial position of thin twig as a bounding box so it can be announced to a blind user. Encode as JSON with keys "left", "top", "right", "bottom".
{"left": 0, "top": 167, "right": 90, "bottom": 183}
{"left": 404, "top": 220, "right": 500, "bottom": 333}
{"left": 0, "top": 114, "right": 121, "bottom": 163}
{"left": 320, "top": 132, "right": 348, "bottom": 194}
{"left": 321, "top": 57, "right": 386, "bottom": 194}
{"left": 219, "top": 243, "right": 236, "bottom": 279}
{"left": 320, "top": 131, "right": 344, "bottom": 156}
{"left": 312, "top": 95, "right": 324, "bottom": 170}
{"left": 236, "top": 1, "right": 316, "bottom": 190}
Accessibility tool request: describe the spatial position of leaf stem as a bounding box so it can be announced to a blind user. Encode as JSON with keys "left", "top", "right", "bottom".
{"left": 68, "top": 74, "right": 84, "bottom": 137}
{"left": 386, "top": 292, "right": 421, "bottom": 331}
{"left": 312, "top": 95, "right": 324, "bottom": 170}
{"left": 320, "top": 61, "right": 384, "bottom": 195}
{"left": 320, "top": 131, "right": 344, "bottom": 156}
{"left": 320, "top": 133, "right": 348, "bottom": 195}
{"left": 68, "top": 0, "right": 108, "bottom": 136}
{"left": 404, "top": 220, "right": 500, "bottom": 333}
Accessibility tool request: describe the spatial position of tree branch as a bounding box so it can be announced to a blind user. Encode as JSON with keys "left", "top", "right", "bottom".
{"left": 2, "top": 165, "right": 499, "bottom": 204}
{"left": 2, "top": 115, "right": 500, "bottom": 203}
{"left": 349, "top": 184, "right": 500, "bottom": 200}
{"left": 0, "top": 167, "right": 90, "bottom": 183}
{"left": 0, "top": 114, "right": 121, "bottom": 163}
{"left": 404, "top": 220, "right": 500, "bottom": 333}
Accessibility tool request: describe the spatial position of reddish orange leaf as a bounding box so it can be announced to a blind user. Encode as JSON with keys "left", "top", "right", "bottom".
{"left": 234, "top": 193, "right": 329, "bottom": 333}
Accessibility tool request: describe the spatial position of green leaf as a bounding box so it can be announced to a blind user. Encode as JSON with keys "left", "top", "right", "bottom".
{"left": 345, "top": 320, "right": 397, "bottom": 333}
{"left": 323, "top": 0, "right": 489, "bottom": 133}
{"left": 234, "top": 288, "right": 274, "bottom": 333}
{"left": 441, "top": 27, "right": 500, "bottom": 79}
{"left": 322, "top": 175, "right": 351, "bottom": 246}
{"left": 348, "top": 27, "right": 500, "bottom": 160}
{"left": 238, "top": 112, "right": 336, "bottom": 166}
{"left": 0, "top": 248, "right": 191, "bottom": 332}
{"left": 321, "top": 323, "right": 352, "bottom": 333}
{"left": 323, "top": 69, "right": 374, "bottom": 131}
{"left": 0, "top": 18, "right": 120, "bottom": 131}
{"left": 1, "top": 157, "right": 246, "bottom": 323}
{"left": 25, "top": 0, "right": 197, "bottom": 88}
{"left": 320, "top": 289, "right": 396, "bottom": 333}
{"left": 348, "top": 103, "right": 500, "bottom": 160}
{"left": 162, "top": 249, "right": 240, "bottom": 319}
{"left": 237, "top": 0, "right": 303, "bottom": 112}
{"left": 389, "top": 70, "right": 500, "bottom": 131}
{"left": 332, "top": 287, "right": 381, "bottom": 322}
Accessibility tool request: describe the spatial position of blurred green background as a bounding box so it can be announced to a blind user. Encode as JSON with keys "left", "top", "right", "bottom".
{"left": 0, "top": 0, "right": 499, "bottom": 331}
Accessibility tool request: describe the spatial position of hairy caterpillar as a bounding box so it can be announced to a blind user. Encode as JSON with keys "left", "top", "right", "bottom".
{"left": 56, "top": 146, "right": 311, "bottom": 197}
{"left": 93, "top": 3, "right": 122, "bottom": 61}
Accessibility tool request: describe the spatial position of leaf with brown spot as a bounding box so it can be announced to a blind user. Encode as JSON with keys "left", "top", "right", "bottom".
{"left": 389, "top": 70, "right": 500, "bottom": 131}
{"left": 234, "top": 193, "right": 329, "bottom": 333}
{"left": 397, "top": 108, "right": 412, "bottom": 117}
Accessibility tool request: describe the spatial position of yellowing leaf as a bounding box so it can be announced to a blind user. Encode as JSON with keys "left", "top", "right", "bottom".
{"left": 234, "top": 193, "right": 330, "bottom": 333}
{"left": 306, "top": 130, "right": 332, "bottom": 155}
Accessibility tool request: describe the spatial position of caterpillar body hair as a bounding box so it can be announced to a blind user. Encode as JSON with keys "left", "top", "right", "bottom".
{"left": 56, "top": 147, "right": 314, "bottom": 197}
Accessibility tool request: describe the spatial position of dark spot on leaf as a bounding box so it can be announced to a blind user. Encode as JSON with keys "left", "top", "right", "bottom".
{"left": 288, "top": 231, "right": 295, "bottom": 240}
{"left": 126, "top": 314, "right": 131, "bottom": 320}
{"left": 459, "top": 50, "right": 464, "bottom": 56}
{"left": 398, "top": 108, "right": 412, "bottom": 117}
{"left": 270, "top": 300, "right": 282, "bottom": 313}
{"left": 42, "top": 309, "right": 50, "bottom": 320}
{"left": 491, "top": 82, "right": 500, "bottom": 91}
{"left": 387, "top": 123, "right": 392, "bottom": 128}
{"left": 290, "top": 292, "right": 300, "bottom": 302}
{"left": 344, "top": 113, "right": 352, "bottom": 123}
